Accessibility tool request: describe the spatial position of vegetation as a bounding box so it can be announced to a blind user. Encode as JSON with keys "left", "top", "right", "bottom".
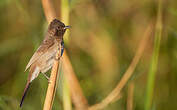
{"left": 0, "top": 0, "right": 176, "bottom": 110}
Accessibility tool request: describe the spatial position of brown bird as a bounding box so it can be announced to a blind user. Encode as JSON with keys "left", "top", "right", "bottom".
{"left": 20, "top": 19, "right": 70, "bottom": 107}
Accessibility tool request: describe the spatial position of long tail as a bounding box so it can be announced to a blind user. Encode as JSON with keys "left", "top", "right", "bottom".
{"left": 20, "top": 82, "right": 31, "bottom": 107}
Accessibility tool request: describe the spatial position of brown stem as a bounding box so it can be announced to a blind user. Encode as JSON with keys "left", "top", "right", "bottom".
{"left": 41, "top": 0, "right": 57, "bottom": 22}
{"left": 43, "top": 49, "right": 61, "bottom": 110}
{"left": 88, "top": 23, "right": 153, "bottom": 110}
{"left": 127, "top": 82, "right": 134, "bottom": 110}
{"left": 63, "top": 51, "right": 89, "bottom": 110}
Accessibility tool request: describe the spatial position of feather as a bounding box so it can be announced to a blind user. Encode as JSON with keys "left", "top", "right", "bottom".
{"left": 25, "top": 36, "right": 55, "bottom": 71}
{"left": 20, "top": 65, "right": 40, "bottom": 107}
{"left": 20, "top": 82, "right": 31, "bottom": 107}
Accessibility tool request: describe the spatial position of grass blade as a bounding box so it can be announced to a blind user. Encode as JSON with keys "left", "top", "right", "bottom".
{"left": 145, "top": 0, "right": 163, "bottom": 110}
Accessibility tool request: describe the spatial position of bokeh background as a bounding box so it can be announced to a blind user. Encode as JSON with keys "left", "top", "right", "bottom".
{"left": 0, "top": 0, "right": 176, "bottom": 110}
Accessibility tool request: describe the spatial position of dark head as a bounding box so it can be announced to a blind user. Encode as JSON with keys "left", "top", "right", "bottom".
{"left": 48, "top": 19, "right": 70, "bottom": 37}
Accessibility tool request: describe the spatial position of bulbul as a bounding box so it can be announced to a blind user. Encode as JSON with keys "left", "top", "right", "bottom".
{"left": 20, "top": 19, "right": 70, "bottom": 107}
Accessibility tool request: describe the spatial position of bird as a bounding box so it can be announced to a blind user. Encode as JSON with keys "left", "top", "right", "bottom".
{"left": 20, "top": 19, "right": 70, "bottom": 107}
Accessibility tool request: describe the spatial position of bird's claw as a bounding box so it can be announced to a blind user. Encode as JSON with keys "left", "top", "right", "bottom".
{"left": 48, "top": 79, "right": 51, "bottom": 84}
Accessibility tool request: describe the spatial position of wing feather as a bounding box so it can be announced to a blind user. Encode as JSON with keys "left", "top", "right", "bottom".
{"left": 25, "top": 37, "right": 55, "bottom": 71}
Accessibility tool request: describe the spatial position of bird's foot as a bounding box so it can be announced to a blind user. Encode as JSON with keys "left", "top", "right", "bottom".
{"left": 48, "top": 79, "right": 51, "bottom": 84}
{"left": 54, "top": 56, "right": 62, "bottom": 61}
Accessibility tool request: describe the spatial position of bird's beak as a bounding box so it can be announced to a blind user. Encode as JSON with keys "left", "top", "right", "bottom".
{"left": 64, "top": 26, "right": 71, "bottom": 29}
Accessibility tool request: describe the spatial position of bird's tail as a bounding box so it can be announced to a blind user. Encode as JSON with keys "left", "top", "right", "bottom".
{"left": 20, "top": 82, "right": 31, "bottom": 107}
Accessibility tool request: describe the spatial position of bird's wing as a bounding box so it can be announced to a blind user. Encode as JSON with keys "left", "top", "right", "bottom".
{"left": 25, "top": 37, "right": 55, "bottom": 71}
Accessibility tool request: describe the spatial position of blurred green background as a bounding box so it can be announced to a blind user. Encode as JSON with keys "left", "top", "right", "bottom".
{"left": 0, "top": 0, "right": 176, "bottom": 110}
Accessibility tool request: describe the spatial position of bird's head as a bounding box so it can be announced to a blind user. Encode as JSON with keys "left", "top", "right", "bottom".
{"left": 48, "top": 19, "right": 70, "bottom": 37}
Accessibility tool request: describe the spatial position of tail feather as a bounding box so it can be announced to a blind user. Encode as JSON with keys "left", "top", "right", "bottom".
{"left": 20, "top": 82, "right": 31, "bottom": 107}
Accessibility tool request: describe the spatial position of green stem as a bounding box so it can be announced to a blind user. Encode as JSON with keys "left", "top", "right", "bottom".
{"left": 145, "top": 0, "right": 162, "bottom": 110}
{"left": 61, "top": 0, "right": 70, "bottom": 43}
{"left": 61, "top": 0, "right": 72, "bottom": 109}
{"left": 63, "top": 77, "right": 72, "bottom": 110}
